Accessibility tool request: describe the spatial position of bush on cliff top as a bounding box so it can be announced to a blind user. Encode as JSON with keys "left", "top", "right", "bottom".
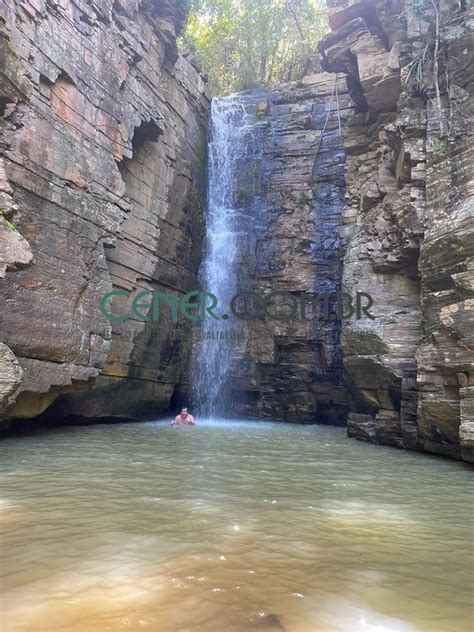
{"left": 182, "top": 0, "right": 328, "bottom": 95}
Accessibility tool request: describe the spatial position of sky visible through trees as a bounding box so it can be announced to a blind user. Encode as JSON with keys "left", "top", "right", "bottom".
{"left": 182, "top": 0, "right": 328, "bottom": 95}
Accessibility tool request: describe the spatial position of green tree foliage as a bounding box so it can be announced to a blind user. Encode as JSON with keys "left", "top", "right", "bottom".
{"left": 182, "top": 0, "right": 328, "bottom": 95}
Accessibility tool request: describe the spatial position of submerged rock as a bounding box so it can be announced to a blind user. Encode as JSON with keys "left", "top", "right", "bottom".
{"left": 249, "top": 613, "right": 287, "bottom": 631}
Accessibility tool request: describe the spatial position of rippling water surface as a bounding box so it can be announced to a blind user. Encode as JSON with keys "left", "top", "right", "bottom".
{"left": 0, "top": 420, "right": 472, "bottom": 632}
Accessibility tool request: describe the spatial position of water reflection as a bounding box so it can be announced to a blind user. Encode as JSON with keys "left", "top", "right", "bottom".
{"left": 0, "top": 420, "right": 472, "bottom": 631}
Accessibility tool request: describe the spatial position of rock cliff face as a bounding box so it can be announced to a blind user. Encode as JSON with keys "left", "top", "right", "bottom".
{"left": 319, "top": 0, "right": 473, "bottom": 460}
{"left": 0, "top": 0, "right": 471, "bottom": 464}
{"left": 175, "top": 75, "right": 355, "bottom": 423}
{"left": 0, "top": 0, "right": 210, "bottom": 424}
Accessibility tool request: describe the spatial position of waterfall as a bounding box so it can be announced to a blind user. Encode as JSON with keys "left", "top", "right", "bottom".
{"left": 193, "top": 93, "right": 264, "bottom": 418}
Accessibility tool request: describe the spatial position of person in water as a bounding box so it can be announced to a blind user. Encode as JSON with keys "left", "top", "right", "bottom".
{"left": 171, "top": 407, "right": 195, "bottom": 426}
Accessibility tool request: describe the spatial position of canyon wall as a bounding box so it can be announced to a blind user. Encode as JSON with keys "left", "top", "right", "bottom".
{"left": 178, "top": 75, "right": 357, "bottom": 424}
{"left": 0, "top": 0, "right": 210, "bottom": 425}
{"left": 0, "top": 0, "right": 472, "bottom": 464}
{"left": 319, "top": 0, "right": 473, "bottom": 460}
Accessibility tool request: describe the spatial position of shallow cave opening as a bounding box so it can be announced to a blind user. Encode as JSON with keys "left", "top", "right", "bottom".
{"left": 117, "top": 119, "right": 163, "bottom": 183}
{"left": 130, "top": 119, "right": 163, "bottom": 151}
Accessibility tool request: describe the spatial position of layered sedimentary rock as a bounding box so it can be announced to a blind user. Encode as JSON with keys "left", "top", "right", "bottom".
{"left": 179, "top": 74, "right": 355, "bottom": 424}
{"left": 319, "top": 0, "right": 473, "bottom": 460}
{"left": 0, "top": 0, "right": 209, "bottom": 424}
{"left": 1, "top": 0, "right": 472, "bottom": 465}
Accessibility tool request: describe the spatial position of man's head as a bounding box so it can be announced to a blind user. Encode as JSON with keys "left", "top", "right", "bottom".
{"left": 180, "top": 407, "right": 188, "bottom": 418}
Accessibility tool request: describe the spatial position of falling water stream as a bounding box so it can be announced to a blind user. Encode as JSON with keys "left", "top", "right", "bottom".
{"left": 0, "top": 421, "right": 472, "bottom": 632}
{"left": 194, "top": 94, "right": 265, "bottom": 417}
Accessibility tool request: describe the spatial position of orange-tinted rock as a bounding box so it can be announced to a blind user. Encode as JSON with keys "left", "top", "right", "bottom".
{"left": 0, "top": 0, "right": 210, "bottom": 423}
